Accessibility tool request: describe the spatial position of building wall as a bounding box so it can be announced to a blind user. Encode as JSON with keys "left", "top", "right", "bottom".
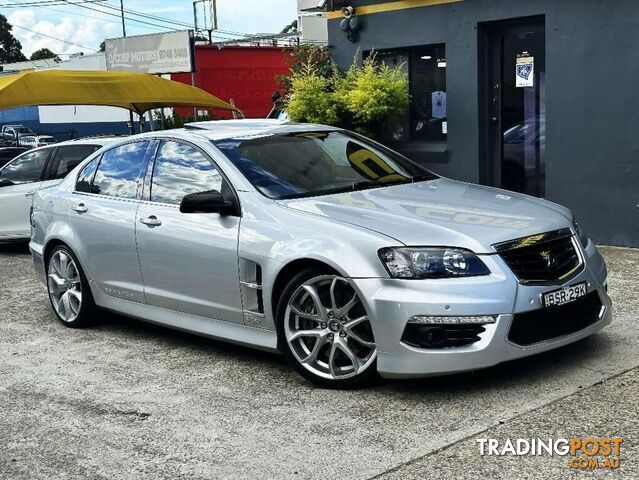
{"left": 328, "top": 0, "right": 639, "bottom": 247}
{"left": 172, "top": 46, "right": 292, "bottom": 119}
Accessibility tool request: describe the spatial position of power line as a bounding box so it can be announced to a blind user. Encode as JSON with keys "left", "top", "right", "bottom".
{"left": 98, "top": 1, "right": 256, "bottom": 39}
{"left": 36, "top": 4, "right": 160, "bottom": 31}
{"left": 59, "top": 0, "right": 183, "bottom": 31}
{"left": 9, "top": 22, "right": 96, "bottom": 50}
{"left": 99, "top": 2, "right": 251, "bottom": 39}
{"left": 0, "top": 0, "right": 105, "bottom": 7}
{"left": 5, "top": 0, "right": 267, "bottom": 42}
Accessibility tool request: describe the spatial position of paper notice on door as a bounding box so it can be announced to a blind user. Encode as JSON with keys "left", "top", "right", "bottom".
{"left": 431, "top": 91, "right": 447, "bottom": 119}
{"left": 516, "top": 55, "right": 534, "bottom": 87}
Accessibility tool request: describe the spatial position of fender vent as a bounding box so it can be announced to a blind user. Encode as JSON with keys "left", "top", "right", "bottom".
{"left": 239, "top": 259, "right": 264, "bottom": 326}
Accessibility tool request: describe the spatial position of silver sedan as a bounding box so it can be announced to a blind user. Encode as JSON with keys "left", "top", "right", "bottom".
{"left": 30, "top": 120, "right": 612, "bottom": 388}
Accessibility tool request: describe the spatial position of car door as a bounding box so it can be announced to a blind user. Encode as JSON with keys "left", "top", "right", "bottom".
{"left": 0, "top": 148, "right": 51, "bottom": 238}
{"left": 136, "top": 139, "right": 244, "bottom": 323}
{"left": 68, "top": 140, "right": 151, "bottom": 303}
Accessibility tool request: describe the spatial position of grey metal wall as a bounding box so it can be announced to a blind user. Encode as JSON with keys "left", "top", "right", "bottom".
{"left": 328, "top": 0, "right": 639, "bottom": 247}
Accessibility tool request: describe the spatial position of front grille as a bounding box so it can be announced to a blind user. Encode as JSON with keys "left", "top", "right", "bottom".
{"left": 402, "top": 324, "right": 486, "bottom": 349}
{"left": 494, "top": 229, "right": 582, "bottom": 284}
{"left": 508, "top": 291, "right": 603, "bottom": 346}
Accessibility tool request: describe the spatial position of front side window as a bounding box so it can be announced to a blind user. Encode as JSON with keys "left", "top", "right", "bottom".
{"left": 0, "top": 149, "right": 50, "bottom": 185}
{"left": 150, "top": 141, "right": 223, "bottom": 205}
{"left": 51, "top": 145, "right": 101, "bottom": 180}
{"left": 216, "top": 130, "right": 437, "bottom": 200}
{"left": 92, "top": 141, "right": 150, "bottom": 199}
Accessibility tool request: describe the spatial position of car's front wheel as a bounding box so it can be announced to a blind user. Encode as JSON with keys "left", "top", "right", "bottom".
{"left": 276, "top": 268, "right": 378, "bottom": 389}
{"left": 46, "top": 245, "right": 97, "bottom": 328}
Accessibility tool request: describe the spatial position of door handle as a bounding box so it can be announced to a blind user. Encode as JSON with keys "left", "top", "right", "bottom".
{"left": 72, "top": 203, "right": 88, "bottom": 213}
{"left": 25, "top": 191, "right": 35, "bottom": 197}
{"left": 139, "top": 215, "right": 162, "bottom": 227}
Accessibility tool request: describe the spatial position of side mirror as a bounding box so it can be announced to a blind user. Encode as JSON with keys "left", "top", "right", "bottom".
{"left": 0, "top": 178, "right": 14, "bottom": 188}
{"left": 180, "top": 190, "right": 234, "bottom": 215}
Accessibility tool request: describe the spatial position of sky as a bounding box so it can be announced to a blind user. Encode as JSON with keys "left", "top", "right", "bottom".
{"left": 2, "top": 0, "right": 298, "bottom": 58}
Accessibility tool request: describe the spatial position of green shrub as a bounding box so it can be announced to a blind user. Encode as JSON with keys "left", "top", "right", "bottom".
{"left": 282, "top": 47, "right": 408, "bottom": 136}
{"left": 286, "top": 62, "right": 340, "bottom": 125}
{"left": 342, "top": 56, "right": 409, "bottom": 126}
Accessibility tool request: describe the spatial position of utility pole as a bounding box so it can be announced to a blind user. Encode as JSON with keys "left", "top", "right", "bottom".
{"left": 120, "top": 0, "right": 136, "bottom": 135}
{"left": 120, "top": 0, "right": 126, "bottom": 36}
{"left": 193, "top": 0, "right": 214, "bottom": 120}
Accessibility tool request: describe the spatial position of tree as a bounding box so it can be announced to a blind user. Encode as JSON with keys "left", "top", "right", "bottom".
{"left": 280, "top": 19, "right": 298, "bottom": 34}
{"left": 0, "top": 14, "right": 27, "bottom": 64}
{"left": 30, "top": 48, "right": 60, "bottom": 62}
{"left": 99, "top": 41, "right": 105, "bottom": 52}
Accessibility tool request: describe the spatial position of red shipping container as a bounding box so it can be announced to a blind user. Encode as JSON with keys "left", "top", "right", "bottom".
{"left": 172, "top": 45, "right": 292, "bottom": 119}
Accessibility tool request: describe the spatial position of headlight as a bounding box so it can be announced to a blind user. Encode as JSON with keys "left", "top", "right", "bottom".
{"left": 572, "top": 218, "right": 589, "bottom": 248}
{"left": 378, "top": 247, "right": 490, "bottom": 279}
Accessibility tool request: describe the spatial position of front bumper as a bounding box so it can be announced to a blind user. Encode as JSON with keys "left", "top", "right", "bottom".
{"left": 353, "top": 242, "right": 612, "bottom": 379}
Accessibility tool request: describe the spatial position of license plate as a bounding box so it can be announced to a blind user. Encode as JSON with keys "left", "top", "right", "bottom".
{"left": 542, "top": 281, "right": 587, "bottom": 308}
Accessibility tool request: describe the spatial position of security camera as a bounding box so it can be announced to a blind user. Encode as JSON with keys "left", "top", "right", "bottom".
{"left": 341, "top": 6, "right": 354, "bottom": 18}
{"left": 349, "top": 16, "right": 361, "bottom": 32}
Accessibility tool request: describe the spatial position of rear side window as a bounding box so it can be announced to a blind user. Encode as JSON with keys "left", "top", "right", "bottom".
{"left": 0, "top": 149, "right": 50, "bottom": 185}
{"left": 76, "top": 157, "right": 99, "bottom": 193}
{"left": 150, "top": 141, "right": 223, "bottom": 205}
{"left": 92, "top": 141, "right": 150, "bottom": 199}
{"left": 51, "top": 145, "right": 100, "bottom": 180}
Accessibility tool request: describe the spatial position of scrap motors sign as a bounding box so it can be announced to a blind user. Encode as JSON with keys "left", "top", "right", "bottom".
{"left": 105, "top": 30, "right": 194, "bottom": 74}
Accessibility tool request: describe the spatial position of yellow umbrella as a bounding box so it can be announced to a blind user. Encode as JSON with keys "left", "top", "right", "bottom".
{"left": 0, "top": 69, "right": 238, "bottom": 115}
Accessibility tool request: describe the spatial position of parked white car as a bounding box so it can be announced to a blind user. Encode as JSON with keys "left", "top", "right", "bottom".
{"left": 0, "top": 137, "right": 119, "bottom": 241}
{"left": 20, "top": 135, "right": 58, "bottom": 149}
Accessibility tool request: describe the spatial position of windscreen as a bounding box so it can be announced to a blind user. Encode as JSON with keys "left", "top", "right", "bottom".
{"left": 215, "top": 130, "right": 437, "bottom": 200}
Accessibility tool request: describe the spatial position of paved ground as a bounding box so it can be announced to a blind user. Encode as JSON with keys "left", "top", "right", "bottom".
{"left": 0, "top": 244, "right": 637, "bottom": 480}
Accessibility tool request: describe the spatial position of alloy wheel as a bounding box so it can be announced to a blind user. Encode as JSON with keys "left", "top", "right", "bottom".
{"left": 47, "top": 250, "right": 83, "bottom": 323}
{"left": 284, "top": 275, "right": 376, "bottom": 380}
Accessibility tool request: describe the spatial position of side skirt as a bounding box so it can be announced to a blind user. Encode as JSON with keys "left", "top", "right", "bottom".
{"left": 91, "top": 282, "right": 280, "bottom": 353}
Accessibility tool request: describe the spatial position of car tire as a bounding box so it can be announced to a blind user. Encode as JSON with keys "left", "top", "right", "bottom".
{"left": 276, "top": 267, "right": 379, "bottom": 389}
{"left": 46, "top": 245, "right": 97, "bottom": 328}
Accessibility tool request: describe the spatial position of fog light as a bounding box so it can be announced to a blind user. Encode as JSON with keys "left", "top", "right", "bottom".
{"left": 414, "top": 326, "right": 447, "bottom": 347}
{"left": 408, "top": 315, "right": 497, "bottom": 325}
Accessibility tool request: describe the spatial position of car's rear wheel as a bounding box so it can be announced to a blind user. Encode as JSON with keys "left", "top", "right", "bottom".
{"left": 276, "top": 268, "right": 378, "bottom": 389}
{"left": 46, "top": 245, "right": 96, "bottom": 328}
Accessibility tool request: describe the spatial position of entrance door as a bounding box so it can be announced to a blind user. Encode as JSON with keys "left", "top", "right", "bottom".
{"left": 485, "top": 18, "right": 546, "bottom": 197}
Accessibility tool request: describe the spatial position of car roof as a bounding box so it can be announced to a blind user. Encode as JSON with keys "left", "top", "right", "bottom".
{"left": 182, "top": 119, "right": 334, "bottom": 141}
{"left": 6, "top": 137, "right": 119, "bottom": 157}
{"left": 53, "top": 137, "right": 121, "bottom": 147}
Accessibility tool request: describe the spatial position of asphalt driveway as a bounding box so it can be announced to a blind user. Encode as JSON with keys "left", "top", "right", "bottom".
{"left": 0, "top": 244, "right": 637, "bottom": 479}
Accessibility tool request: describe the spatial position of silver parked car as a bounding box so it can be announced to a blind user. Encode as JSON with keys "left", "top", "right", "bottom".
{"left": 30, "top": 120, "right": 612, "bottom": 388}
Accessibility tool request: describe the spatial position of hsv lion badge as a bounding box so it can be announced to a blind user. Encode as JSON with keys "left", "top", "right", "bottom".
{"left": 540, "top": 250, "right": 555, "bottom": 268}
